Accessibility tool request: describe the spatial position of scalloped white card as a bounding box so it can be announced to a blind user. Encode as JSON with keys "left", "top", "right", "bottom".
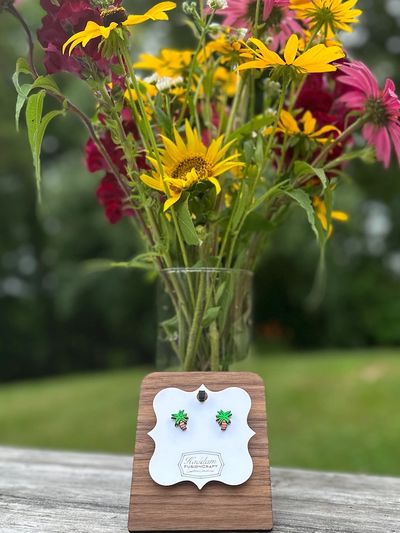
{"left": 148, "top": 384, "right": 255, "bottom": 489}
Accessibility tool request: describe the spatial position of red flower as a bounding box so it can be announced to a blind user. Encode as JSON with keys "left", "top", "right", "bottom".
{"left": 96, "top": 173, "right": 134, "bottom": 225}
{"left": 85, "top": 109, "right": 148, "bottom": 224}
{"left": 37, "top": 0, "right": 120, "bottom": 77}
{"left": 296, "top": 73, "right": 349, "bottom": 130}
{"left": 296, "top": 72, "right": 353, "bottom": 168}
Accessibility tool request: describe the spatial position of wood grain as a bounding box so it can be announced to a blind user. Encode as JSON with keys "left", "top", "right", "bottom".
{"left": 128, "top": 372, "right": 273, "bottom": 532}
{"left": 1, "top": 446, "right": 400, "bottom": 532}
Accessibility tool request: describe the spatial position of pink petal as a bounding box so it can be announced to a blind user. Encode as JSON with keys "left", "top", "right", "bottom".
{"left": 263, "top": 0, "right": 274, "bottom": 19}
{"left": 388, "top": 122, "right": 400, "bottom": 166}
{"left": 337, "top": 90, "right": 366, "bottom": 109}
{"left": 375, "top": 128, "right": 391, "bottom": 168}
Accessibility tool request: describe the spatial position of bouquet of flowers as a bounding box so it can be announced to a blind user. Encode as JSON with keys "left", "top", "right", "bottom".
{"left": 3, "top": 0, "right": 400, "bottom": 370}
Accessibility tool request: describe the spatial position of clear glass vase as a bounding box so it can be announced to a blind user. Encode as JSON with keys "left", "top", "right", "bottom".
{"left": 156, "top": 268, "right": 253, "bottom": 371}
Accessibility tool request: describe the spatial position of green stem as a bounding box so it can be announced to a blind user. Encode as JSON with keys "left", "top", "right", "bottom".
{"left": 184, "top": 273, "right": 207, "bottom": 370}
{"left": 225, "top": 75, "right": 246, "bottom": 139}
{"left": 119, "top": 43, "right": 195, "bottom": 285}
{"left": 210, "top": 321, "right": 220, "bottom": 371}
{"left": 253, "top": 0, "right": 263, "bottom": 37}
{"left": 177, "top": 13, "right": 215, "bottom": 126}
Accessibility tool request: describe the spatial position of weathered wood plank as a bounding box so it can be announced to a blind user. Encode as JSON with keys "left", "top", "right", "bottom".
{"left": 0, "top": 446, "right": 399, "bottom": 532}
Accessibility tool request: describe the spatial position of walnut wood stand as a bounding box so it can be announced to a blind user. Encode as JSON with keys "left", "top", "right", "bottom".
{"left": 128, "top": 372, "right": 273, "bottom": 532}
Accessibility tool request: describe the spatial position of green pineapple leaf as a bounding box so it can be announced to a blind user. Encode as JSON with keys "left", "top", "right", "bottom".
{"left": 216, "top": 410, "right": 232, "bottom": 424}
{"left": 171, "top": 410, "right": 189, "bottom": 426}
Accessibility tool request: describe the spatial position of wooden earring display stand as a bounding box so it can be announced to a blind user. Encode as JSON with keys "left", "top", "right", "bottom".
{"left": 128, "top": 372, "right": 273, "bottom": 532}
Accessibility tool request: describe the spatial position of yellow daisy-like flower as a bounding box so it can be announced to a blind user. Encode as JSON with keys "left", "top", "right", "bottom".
{"left": 213, "top": 67, "right": 240, "bottom": 98}
{"left": 266, "top": 109, "right": 341, "bottom": 143}
{"left": 203, "top": 32, "right": 242, "bottom": 64}
{"left": 134, "top": 48, "right": 193, "bottom": 77}
{"left": 313, "top": 196, "right": 349, "bottom": 237}
{"left": 291, "top": 0, "right": 362, "bottom": 37}
{"left": 63, "top": 2, "right": 176, "bottom": 55}
{"left": 238, "top": 34, "right": 345, "bottom": 75}
{"left": 140, "top": 122, "right": 244, "bottom": 211}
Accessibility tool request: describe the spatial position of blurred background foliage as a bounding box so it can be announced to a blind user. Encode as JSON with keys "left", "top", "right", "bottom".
{"left": 1, "top": 0, "right": 400, "bottom": 383}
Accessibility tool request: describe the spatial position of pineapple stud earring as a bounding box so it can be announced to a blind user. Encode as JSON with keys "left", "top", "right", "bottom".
{"left": 171, "top": 410, "right": 189, "bottom": 431}
{"left": 216, "top": 410, "right": 232, "bottom": 431}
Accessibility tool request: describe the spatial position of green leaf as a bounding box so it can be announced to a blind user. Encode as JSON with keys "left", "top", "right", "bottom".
{"left": 202, "top": 306, "right": 221, "bottom": 328}
{"left": 31, "top": 75, "right": 63, "bottom": 97}
{"left": 254, "top": 135, "right": 264, "bottom": 168}
{"left": 26, "top": 91, "right": 64, "bottom": 201}
{"left": 285, "top": 189, "right": 320, "bottom": 242}
{"left": 227, "top": 113, "right": 274, "bottom": 142}
{"left": 15, "top": 83, "right": 32, "bottom": 131}
{"left": 175, "top": 195, "right": 201, "bottom": 246}
{"left": 231, "top": 183, "right": 249, "bottom": 231}
{"left": 215, "top": 281, "right": 226, "bottom": 304}
{"left": 294, "top": 161, "right": 328, "bottom": 191}
{"left": 12, "top": 57, "right": 31, "bottom": 93}
{"left": 83, "top": 252, "right": 159, "bottom": 273}
{"left": 12, "top": 58, "right": 33, "bottom": 131}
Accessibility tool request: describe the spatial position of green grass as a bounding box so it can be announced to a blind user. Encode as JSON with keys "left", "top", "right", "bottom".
{"left": 0, "top": 350, "right": 399, "bottom": 476}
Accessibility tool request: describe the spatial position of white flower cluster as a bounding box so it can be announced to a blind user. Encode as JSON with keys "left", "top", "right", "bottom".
{"left": 144, "top": 74, "right": 184, "bottom": 91}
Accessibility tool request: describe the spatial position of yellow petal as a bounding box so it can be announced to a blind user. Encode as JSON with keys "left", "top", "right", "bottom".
{"left": 302, "top": 111, "right": 316, "bottom": 135}
{"left": 160, "top": 135, "right": 181, "bottom": 162}
{"left": 140, "top": 173, "right": 164, "bottom": 192}
{"left": 294, "top": 44, "right": 345, "bottom": 72}
{"left": 237, "top": 60, "right": 271, "bottom": 71}
{"left": 124, "top": 1, "right": 176, "bottom": 26}
{"left": 284, "top": 34, "right": 299, "bottom": 65}
{"left": 208, "top": 177, "right": 221, "bottom": 195}
{"left": 280, "top": 110, "right": 300, "bottom": 134}
{"left": 164, "top": 194, "right": 181, "bottom": 212}
{"left": 248, "top": 38, "right": 284, "bottom": 65}
{"left": 332, "top": 210, "right": 349, "bottom": 222}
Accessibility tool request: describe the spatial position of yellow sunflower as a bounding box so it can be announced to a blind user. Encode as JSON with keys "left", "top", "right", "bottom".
{"left": 291, "top": 0, "right": 362, "bottom": 37}
{"left": 63, "top": 2, "right": 176, "bottom": 55}
{"left": 265, "top": 109, "right": 341, "bottom": 143}
{"left": 238, "top": 34, "right": 345, "bottom": 75}
{"left": 140, "top": 122, "right": 244, "bottom": 211}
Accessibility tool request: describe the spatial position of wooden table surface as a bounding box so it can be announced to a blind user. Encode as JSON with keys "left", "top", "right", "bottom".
{"left": 0, "top": 446, "right": 399, "bottom": 532}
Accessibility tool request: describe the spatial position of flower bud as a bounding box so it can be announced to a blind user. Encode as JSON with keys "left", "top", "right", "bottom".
{"left": 207, "top": 0, "right": 228, "bottom": 10}
{"left": 182, "top": 1, "right": 197, "bottom": 15}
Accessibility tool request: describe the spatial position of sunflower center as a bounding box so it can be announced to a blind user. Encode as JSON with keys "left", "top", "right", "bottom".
{"left": 171, "top": 155, "right": 212, "bottom": 182}
{"left": 366, "top": 97, "right": 389, "bottom": 126}
{"left": 101, "top": 6, "right": 128, "bottom": 26}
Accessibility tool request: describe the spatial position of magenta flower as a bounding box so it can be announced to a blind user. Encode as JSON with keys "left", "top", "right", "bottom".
{"left": 218, "top": 0, "right": 286, "bottom": 28}
{"left": 337, "top": 61, "right": 400, "bottom": 168}
{"left": 37, "top": 0, "right": 120, "bottom": 77}
{"left": 216, "top": 0, "right": 302, "bottom": 50}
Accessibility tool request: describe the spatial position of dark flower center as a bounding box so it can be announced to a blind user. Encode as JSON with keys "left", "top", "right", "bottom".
{"left": 366, "top": 97, "right": 389, "bottom": 126}
{"left": 266, "top": 7, "right": 285, "bottom": 28}
{"left": 101, "top": 6, "right": 128, "bottom": 26}
{"left": 171, "top": 156, "right": 212, "bottom": 181}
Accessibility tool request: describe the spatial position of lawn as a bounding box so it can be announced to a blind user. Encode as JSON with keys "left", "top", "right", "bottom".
{"left": 0, "top": 349, "right": 399, "bottom": 476}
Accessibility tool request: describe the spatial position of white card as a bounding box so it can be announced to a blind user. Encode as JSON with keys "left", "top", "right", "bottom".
{"left": 148, "top": 384, "right": 255, "bottom": 489}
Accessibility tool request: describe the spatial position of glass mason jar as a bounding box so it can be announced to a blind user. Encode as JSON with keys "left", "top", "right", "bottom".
{"left": 156, "top": 268, "right": 253, "bottom": 371}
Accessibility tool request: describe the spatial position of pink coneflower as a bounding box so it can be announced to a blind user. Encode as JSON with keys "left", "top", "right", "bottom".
{"left": 218, "top": 0, "right": 288, "bottom": 29}
{"left": 217, "top": 0, "right": 303, "bottom": 50}
{"left": 337, "top": 61, "right": 400, "bottom": 168}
